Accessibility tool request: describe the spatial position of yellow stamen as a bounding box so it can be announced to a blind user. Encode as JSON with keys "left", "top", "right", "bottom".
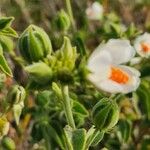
{"left": 141, "top": 42, "right": 150, "bottom": 53}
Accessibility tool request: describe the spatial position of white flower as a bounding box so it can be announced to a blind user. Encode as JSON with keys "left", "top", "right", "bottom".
{"left": 86, "top": 2, "right": 103, "bottom": 20}
{"left": 87, "top": 39, "right": 140, "bottom": 94}
{"left": 134, "top": 33, "right": 150, "bottom": 58}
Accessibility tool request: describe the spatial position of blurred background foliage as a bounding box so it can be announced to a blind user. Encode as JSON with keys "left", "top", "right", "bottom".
{"left": 1, "top": 0, "right": 150, "bottom": 49}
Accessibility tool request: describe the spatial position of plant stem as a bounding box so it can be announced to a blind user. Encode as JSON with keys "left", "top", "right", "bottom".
{"left": 43, "top": 126, "right": 51, "bottom": 150}
{"left": 62, "top": 86, "right": 75, "bottom": 129}
{"left": 65, "top": 0, "right": 76, "bottom": 30}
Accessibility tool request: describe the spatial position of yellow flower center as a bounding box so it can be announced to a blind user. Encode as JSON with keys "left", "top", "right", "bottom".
{"left": 141, "top": 42, "right": 150, "bottom": 53}
{"left": 109, "top": 67, "right": 129, "bottom": 84}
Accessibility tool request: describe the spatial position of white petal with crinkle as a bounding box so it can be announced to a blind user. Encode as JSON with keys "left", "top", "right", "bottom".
{"left": 104, "top": 39, "right": 135, "bottom": 64}
{"left": 134, "top": 32, "right": 150, "bottom": 58}
{"left": 88, "top": 50, "right": 112, "bottom": 71}
{"left": 98, "top": 79, "right": 124, "bottom": 93}
{"left": 88, "top": 63, "right": 111, "bottom": 83}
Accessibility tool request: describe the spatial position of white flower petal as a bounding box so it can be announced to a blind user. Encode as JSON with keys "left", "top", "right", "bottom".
{"left": 88, "top": 63, "right": 111, "bottom": 83}
{"left": 134, "top": 32, "right": 150, "bottom": 58}
{"left": 121, "top": 76, "right": 140, "bottom": 93}
{"left": 88, "top": 50, "right": 112, "bottom": 70}
{"left": 115, "top": 65, "right": 140, "bottom": 93}
{"left": 105, "top": 39, "right": 135, "bottom": 64}
{"left": 86, "top": 2, "right": 103, "bottom": 20}
{"left": 118, "top": 65, "right": 140, "bottom": 77}
{"left": 98, "top": 79, "right": 124, "bottom": 93}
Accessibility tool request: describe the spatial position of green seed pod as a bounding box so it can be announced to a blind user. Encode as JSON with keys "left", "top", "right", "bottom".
{"left": 55, "top": 10, "right": 70, "bottom": 31}
{"left": 18, "top": 25, "right": 52, "bottom": 62}
{"left": 6, "top": 85, "right": 26, "bottom": 105}
{"left": 25, "top": 62, "right": 52, "bottom": 85}
{"left": 92, "top": 98, "right": 119, "bottom": 131}
{"left": 1, "top": 136, "right": 16, "bottom": 150}
{"left": 0, "top": 117, "right": 9, "bottom": 138}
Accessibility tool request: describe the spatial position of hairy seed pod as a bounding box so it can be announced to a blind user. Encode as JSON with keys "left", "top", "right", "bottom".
{"left": 25, "top": 62, "right": 52, "bottom": 85}
{"left": 6, "top": 85, "right": 26, "bottom": 105}
{"left": 18, "top": 25, "right": 52, "bottom": 62}
{"left": 92, "top": 98, "right": 119, "bottom": 131}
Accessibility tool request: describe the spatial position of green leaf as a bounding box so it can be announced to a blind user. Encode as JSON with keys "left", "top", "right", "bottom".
{"left": 74, "top": 36, "right": 86, "bottom": 57}
{"left": 85, "top": 126, "right": 104, "bottom": 148}
{"left": 91, "top": 131, "right": 104, "bottom": 146}
{"left": 47, "top": 124, "right": 65, "bottom": 150}
{"left": 72, "top": 100, "right": 89, "bottom": 117}
{"left": 72, "top": 129, "right": 86, "bottom": 150}
{"left": 136, "top": 81, "right": 150, "bottom": 120}
{"left": 141, "top": 137, "right": 150, "bottom": 150}
{"left": 64, "top": 126, "right": 86, "bottom": 150}
{"left": 117, "top": 119, "right": 132, "bottom": 143}
{"left": 0, "top": 27, "right": 18, "bottom": 38}
{"left": 140, "top": 65, "right": 150, "bottom": 77}
{"left": 0, "top": 17, "right": 14, "bottom": 30}
{"left": 0, "top": 35, "right": 14, "bottom": 52}
{"left": 0, "top": 54, "right": 12, "bottom": 77}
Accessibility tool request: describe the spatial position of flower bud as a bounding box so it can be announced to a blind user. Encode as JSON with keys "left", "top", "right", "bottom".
{"left": 0, "top": 117, "right": 9, "bottom": 138}
{"left": 56, "top": 36, "right": 77, "bottom": 71}
{"left": 6, "top": 85, "right": 26, "bottom": 105}
{"left": 36, "top": 91, "right": 51, "bottom": 106}
{"left": 18, "top": 25, "right": 52, "bottom": 62}
{"left": 55, "top": 10, "right": 70, "bottom": 31}
{"left": 92, "top": 98, "right": 119, "bottom": 131}
{"left": 25, "top": 62, "right": 52, "bottom": 84}
{"left": 1, "top": 136, "right": 16, "bottom": 150}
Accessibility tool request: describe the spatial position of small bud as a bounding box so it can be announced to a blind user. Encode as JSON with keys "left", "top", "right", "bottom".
{"left": 25, "top": 62, "right": 52, "bottom": 84}
{"left": 55, "top": 10, "right": 70, "bottom": 31}
{"left": 56, "top": 36, "right": 77, "bottom": 71}
{"left": 18, "top": 25, "right": 52, "bottom": 62}
{"left": 6, "top": 85, "right": 26, "bottom": 105}
{"left": 92, "top": 98, "right": 119, "bottom": 131}
{"left": 1, "top": 136, "right": 16, "bottom": 150}
{"left": 36, "top": 91, "right": 51, "bottom": 106}
{"left": 0, "top": 117, "right": 9, "bottom": 138}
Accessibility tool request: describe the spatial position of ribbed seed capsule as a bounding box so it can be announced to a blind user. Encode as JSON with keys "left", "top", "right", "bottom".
{"left": 92, "top": 98, "right": 119, "bottom": 131}
{"left": 18, "top": 25, "right": 52, "bottom": 62}
{"left": 6, "top": 85, "right": 26, "bottom": 105}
